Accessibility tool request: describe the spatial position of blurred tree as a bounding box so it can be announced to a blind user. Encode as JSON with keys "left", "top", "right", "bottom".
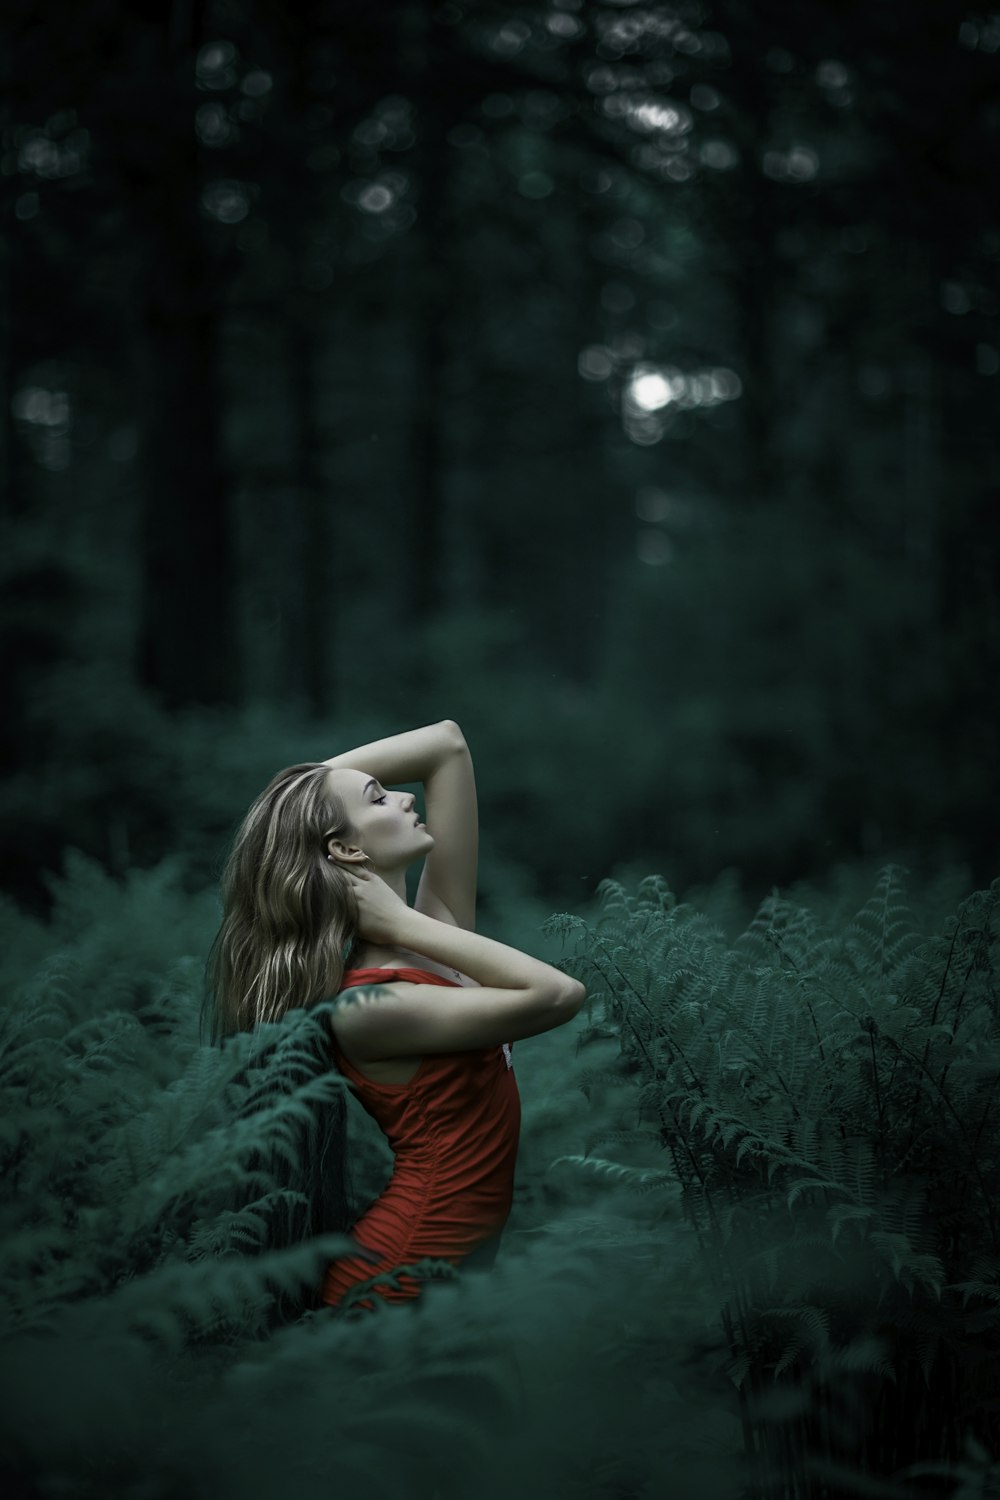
{"left": 2, "top": 0, "right": 997, "bottom": 903}
{"left": 128, "top": 5, "right": 238, "bottom": 706}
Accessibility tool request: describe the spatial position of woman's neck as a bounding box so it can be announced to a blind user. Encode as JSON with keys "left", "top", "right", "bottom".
{"left": 372, "top": 867, "right": 408, "bottom": 902}
{"left": 350, "top": 869, "right": 413, "bottom": 968}
{"left": 350, "top": 940, "right": 428, "bottom": 970}
{"left": 349, "top": 870, "right": 460, "bottom": 975}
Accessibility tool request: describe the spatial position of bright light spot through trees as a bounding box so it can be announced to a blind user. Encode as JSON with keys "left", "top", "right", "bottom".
{"left": 627, "top": 365, "right": 742, "bottom": 412}
{"left": 631, "top": 370, "right": 673, "bottom": 410}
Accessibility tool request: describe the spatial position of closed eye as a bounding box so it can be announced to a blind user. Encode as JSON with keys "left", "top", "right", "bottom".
{"left": 372, "top": 793, "right": 388, "bottom": 805}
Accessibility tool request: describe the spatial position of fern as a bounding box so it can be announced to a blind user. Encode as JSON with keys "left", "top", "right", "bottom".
{"left": 842, "top": 864, "right": 921, "bottom": 981}
{"left": 551, "top": 863, "right": 1000, "bottom": 1487}
{"left": 548, "top": 1154, "right": 675, "bottom": 1192}
{"left": 187, "top": 1188, "right": 313, "bottom": 1259}
{"left": 2, "top": 852, "right": 995, "bottom": 1500}
{"left": 75, "top": 1234, "right": 356, "bottom": 1352}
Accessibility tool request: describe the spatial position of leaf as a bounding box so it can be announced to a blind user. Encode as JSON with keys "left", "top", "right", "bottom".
{"left": 825, "top": 1202, "right": 875, "bottom": 1246}
{"left": 547, "top": 1155, "right": 673, "bottom": 1190}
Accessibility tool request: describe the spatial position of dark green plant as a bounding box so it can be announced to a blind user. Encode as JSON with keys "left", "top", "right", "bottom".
{"left": 0, "top": 967, "right": 354, "bottom": 1347}
{"left": 0, "top": 853, "right": 750, "bottom": 1500}
{"left": 546, "top": 865, "right": 1000, "bottom": 1497}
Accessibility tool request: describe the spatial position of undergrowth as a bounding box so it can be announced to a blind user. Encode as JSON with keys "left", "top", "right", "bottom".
{"left": 1, "top": 852, "right": 996, "bottom": 1499}
{"left": 546, "top": 863, "right": 1000, "bottom": 1498}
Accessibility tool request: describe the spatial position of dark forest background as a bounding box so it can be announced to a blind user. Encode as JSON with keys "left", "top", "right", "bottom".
{"left": 4, "top": 6, "right": 1000, "bottom": 1499}
{"left": 3, "top": 0, "right": 997, "bottom": 920}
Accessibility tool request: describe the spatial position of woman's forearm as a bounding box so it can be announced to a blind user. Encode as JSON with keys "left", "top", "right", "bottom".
{"left": 323, "top": 720, "right": 464, "bottom": 785}
{"left": 394, "top": 907, "right": 579, "bottom": 999}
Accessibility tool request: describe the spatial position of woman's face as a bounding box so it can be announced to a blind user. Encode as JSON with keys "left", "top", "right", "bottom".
{"left": 324, "top": 767, "right": 433, "bottom": 873}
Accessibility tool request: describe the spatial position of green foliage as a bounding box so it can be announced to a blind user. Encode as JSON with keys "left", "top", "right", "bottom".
{"left": 547, "top": 863, "right": 1000, "bottom": 1486}
{"left": 0, "top": 973, "right": 354, "bottom": 1343}
{"left": 5, "top": 851, "right": 996, "bottom": 1497}
{"left": 5, "top": 0, "right": 999, "bottom": 938}
{"left": 0, "top": 850, "right": 750, "bottom": 1500}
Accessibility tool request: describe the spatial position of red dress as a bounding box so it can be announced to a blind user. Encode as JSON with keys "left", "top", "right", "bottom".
{"left": 321, "top": 966, "right": 521, "bottom": 1310}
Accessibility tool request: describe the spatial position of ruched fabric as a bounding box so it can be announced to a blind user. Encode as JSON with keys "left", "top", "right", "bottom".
{"left": 321, "top": 967, "right": 521, "bottom": 1310}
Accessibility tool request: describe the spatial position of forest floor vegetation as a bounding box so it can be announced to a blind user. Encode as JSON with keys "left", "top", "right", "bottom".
{"left": 0, "top": 851, "right": 996, "bottom": 1500}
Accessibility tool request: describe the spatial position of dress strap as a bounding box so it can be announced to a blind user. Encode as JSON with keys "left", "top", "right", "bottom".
{"left": 339, "top": 966, "right": 461, "bottom": 989}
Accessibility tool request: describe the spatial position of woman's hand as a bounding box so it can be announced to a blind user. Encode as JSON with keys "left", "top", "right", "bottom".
{"left": 346, "top": 869, "right": 412, "bottom": 945}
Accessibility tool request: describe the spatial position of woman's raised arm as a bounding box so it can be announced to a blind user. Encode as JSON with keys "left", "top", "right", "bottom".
{"left": 332, "top": 871, "right": 585, "bottom": 1060}
{"left": 324, "top": 719, "right": 478, "bottom": 930}
{"left": 323, "top": 720, "right": 463, "bottom": 785}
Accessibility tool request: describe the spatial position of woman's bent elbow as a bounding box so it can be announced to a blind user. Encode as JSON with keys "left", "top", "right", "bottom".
{"left": 556, "top": 978, "right": 587, "bottom": 1013}
{"left": 441, "top": 718, "right": 467, "bottom": 749}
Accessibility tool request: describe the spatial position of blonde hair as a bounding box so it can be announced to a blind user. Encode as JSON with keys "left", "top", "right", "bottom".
{"left": 206, "top": 761, "right": 371, "bottom": 1042}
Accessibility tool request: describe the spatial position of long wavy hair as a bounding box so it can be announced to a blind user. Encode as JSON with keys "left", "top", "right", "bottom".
{"left": 202, "top": 761, "right": 374, "bottom": 1309}
{"left": 205, "top": 760, "right": 374, "bottom": 1043}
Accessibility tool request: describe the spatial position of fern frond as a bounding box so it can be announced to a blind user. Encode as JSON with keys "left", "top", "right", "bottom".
{"left": 104, "top": 1065, "right": 349, "bottom": 1238}
{"left": 843, "top": 865, "right": 920, "bottom": 983}
{"left": 540, "top": 912, "right": 590, "bottom": 943}
{"left": 547, "top": 1155, "right": 674, "bottom": 1190}
{"left": 187, "top": 1189, "right": 312, "bottom": 1259}
{"left": 754, "top": 1304, "right": 831, "bottom": 1377}
{"left": 89, "top": 1234, "right": 354, "bottom": 1351}
{"left": 868, "top": 1232, "right": 944, "bottom": 1297}
{"left": 635, "top": 874, "right": 677, "bottom": 913}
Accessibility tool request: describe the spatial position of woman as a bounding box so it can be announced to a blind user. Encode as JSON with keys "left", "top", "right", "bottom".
{"left": 208, "top": 719, "right": 586, "bottom": 1312}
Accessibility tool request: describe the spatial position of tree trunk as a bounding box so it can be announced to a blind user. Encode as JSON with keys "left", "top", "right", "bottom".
{"left": 400, "top": 3, "right": 451, "bottom": 648}
{"left": 286, "top": 309, "right": 330, "bottom": 715}
{"left": 134, "top": 7, "right": 235, "bottom": 707}
{"left": 137, "top": 303, "right": 233, "bottom": 706}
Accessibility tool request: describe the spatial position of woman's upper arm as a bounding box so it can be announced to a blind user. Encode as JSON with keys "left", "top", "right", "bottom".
{"left": 331, "top": 980, "right": 582, "bottom": 1061}
{"left": 414, "top": 731, "right": 478, "bottom": 931}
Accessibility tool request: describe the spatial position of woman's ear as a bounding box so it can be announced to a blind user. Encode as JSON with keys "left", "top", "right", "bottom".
{"left": 327, "top": 837, "right": 366, "bottom": 865}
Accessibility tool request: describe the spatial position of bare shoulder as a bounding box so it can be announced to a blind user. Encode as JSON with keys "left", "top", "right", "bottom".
{"left": 329, "top": 971, "right": 581, "bottom": 1060}
{"left": 331, "top": 978, "right": 423, "bottom": 1037}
